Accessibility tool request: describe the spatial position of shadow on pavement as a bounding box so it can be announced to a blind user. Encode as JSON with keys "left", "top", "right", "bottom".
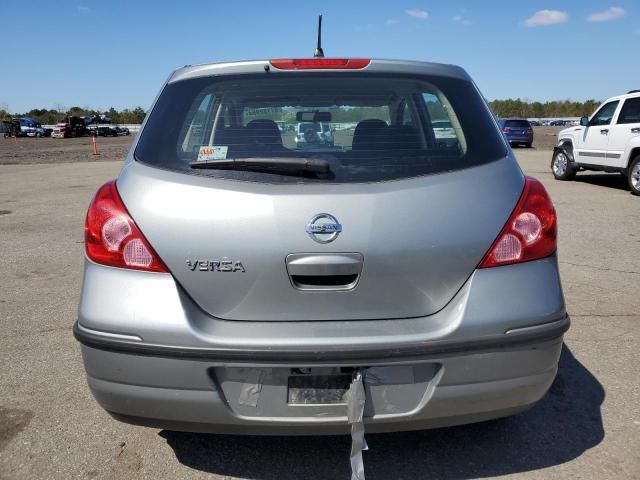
{"left": 161, "top": 345, "right": 604, "bottom": 479}
{"left": 574, "top": 173, "right": 630, "bottom": 192}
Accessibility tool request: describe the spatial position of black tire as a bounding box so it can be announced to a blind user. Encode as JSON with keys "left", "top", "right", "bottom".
{"left": 551, "top": 148, "right": 576, "bottom": 180}
{"left": 525, "top": 142, "right": 532, "bottom": 148}
{"left": 628, "top": 156, "right": 640, "bottom": 196}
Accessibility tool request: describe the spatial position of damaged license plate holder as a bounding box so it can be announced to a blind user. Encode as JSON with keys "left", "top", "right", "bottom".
{"left": 287, "top": 374, "right": 352, "bottom": 405}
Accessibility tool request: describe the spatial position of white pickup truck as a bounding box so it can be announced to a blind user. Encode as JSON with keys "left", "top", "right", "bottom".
{"left": 551, "top": 90, "right": 640, "bottom": 195}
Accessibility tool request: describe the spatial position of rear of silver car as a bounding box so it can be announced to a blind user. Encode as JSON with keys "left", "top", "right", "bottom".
{"left": 74, "top": 58, "right": 568, "bottom": 434}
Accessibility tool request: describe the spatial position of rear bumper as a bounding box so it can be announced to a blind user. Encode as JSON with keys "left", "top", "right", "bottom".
{"left": 79, "top": 333, "right": 564, "bottom": 434}
{"left": 506, "top": 135, "right": 533, "bottom": 144}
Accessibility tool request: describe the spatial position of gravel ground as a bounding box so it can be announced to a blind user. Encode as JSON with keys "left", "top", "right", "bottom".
{"left": 0, "top": 140, "right": 638, "bottom": 480}
{"left": 0, "top": 135, "right": 133, "bottom": 165}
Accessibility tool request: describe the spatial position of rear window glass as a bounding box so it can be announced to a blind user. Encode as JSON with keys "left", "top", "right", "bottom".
{"left": 136, "top": 73, "right": 506, "bottom": 183}
{"left": 504, "top": 120, "right": 530, "bottom": 128}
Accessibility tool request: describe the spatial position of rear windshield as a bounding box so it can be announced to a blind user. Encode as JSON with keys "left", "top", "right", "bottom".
{"left": 135, "top": 73, "right": 506, "bottom": 183}
{"left": 504, "top": 120, "right": 530, "bottom": 128}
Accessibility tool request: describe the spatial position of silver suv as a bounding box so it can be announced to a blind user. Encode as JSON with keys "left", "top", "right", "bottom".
{"left": 75, "top": 58, "right": 568, "bottom": 435}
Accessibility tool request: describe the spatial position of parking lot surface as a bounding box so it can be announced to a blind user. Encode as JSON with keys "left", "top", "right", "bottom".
{"left": 0, "top": 139, "right": 638, "bottom": 479}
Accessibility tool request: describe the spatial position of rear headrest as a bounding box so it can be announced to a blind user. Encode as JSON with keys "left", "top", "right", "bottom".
{"left": 246, "top": 119, "right": 282, "bottom": 147}
{"left": 351, "top": 119, "right": 389, "bottom": 151}
{"left": 215, "top": 126, "right": 246, "bottom": 147}
{"left": 386, "top": 125, "right": 421, "bottom": 151}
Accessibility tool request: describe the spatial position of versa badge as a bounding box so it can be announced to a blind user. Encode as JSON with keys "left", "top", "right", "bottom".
{"left": 186, "top": 259, "right": 246, "bottom": 272}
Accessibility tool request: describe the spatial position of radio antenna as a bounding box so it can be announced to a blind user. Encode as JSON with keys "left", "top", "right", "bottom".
{"left": 314, "top": 15, "right": 325, "bottom": 58}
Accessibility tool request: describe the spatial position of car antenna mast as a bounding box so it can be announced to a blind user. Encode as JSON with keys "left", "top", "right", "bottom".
{"left": 314, "top": 15, "right": 325, "bottom": 58}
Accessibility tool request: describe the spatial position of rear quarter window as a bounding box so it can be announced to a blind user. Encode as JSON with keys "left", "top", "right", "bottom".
{"left": 617, "top": 97, "right": 640, "bottom": 124}
{"left": 135, "top": 73, "right": 506, "bottom": 184}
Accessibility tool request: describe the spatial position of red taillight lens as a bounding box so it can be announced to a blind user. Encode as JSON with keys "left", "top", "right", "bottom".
{"left": 527, "top": 127, "right": 533, "bottom": 133}
{"left": 479, "top": 176, "right": 556, "bottom": 268}
{"left": 85, "top": 180, "right": 169, "bottom": 273}
{"left": 269, "top": 58, "right": 370, "bottom": 70}
{"left": 501, "top": 128, "right": 510, "bottom": 133}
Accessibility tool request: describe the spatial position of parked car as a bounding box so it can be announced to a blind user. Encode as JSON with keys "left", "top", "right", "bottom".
{"left": 89, "top": 125, "right": 119, "bottom": 137}
{"left": 294, "top": 121, "right": 334, "bottom": 147}
{"left": 552, "top": 90, "right": 640, "bottom": 195}
{"left": 550, "top": 120, "right": 566, "bottom": 126}
{"left": 114, "top": 126, "right": 130, "bottom": 136}
{"left": 529, "top": 120, "right": 541, "bottom": 127}
{"left": 497, "top": 118, "right": 533, "bottom": 148}
{"left": 75, "top": 57, "right": 568, "bottom": 435}
{"left": 83, "top": 114, "right": 113, "bottom": 125}
{"left": 432, "top": 119, "right": 456, "bottom": 139}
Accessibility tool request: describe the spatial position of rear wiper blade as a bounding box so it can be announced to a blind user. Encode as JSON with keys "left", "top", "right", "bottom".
{"left": 190, "top": 157, "right": 329, "bottom": 174}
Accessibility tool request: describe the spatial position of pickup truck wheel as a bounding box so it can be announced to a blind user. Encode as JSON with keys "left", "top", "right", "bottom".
{"left": 551, "top": 149, "right": 576, "bottom": 180}
{"left": 628, "top": 156, "right": 640, "bottom": 196}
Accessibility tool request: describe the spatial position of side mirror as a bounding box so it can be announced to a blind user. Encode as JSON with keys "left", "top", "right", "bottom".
{"left": 580, "top": 116, "right": 589, "bottom": 127}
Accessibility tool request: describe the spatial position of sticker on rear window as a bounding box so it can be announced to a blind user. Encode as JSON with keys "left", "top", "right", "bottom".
{"left": 198, "top": 146, "right": 228, "bottom": 161}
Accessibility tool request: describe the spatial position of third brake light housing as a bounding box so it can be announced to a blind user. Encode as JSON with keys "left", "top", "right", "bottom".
{"left": 269, "top": 58, "right": 370, "bottom": 70}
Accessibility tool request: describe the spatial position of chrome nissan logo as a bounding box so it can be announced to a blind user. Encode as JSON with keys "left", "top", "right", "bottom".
{"left": 305, "top": 213, "right": 342, "bottom": 244}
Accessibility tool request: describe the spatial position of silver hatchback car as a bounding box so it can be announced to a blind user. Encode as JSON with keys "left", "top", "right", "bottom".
{"left": 75, "top": 58, "right": 569, "bottom": 435}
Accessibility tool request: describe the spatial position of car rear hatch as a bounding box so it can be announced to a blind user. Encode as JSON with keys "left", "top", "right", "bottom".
{"left": 119, "top": 60, "right": 521, "bottom": 322}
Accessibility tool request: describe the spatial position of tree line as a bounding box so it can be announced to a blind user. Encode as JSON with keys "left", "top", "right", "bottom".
{"left": 0, "top": 105, "right": 146, "bottom": 125}
{"left": 1, "top": 98, "right": 605, "bottom": 125}
{"left": 488, "top": 99, "right": 601, "bottom": 119}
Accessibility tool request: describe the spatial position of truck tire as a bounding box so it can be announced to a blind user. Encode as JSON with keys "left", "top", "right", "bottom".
{"left": 551, "top": 148, "right": 576, "bottom": 180}
{"left": 628, "top": 156, "right": 640, "bottom": 196}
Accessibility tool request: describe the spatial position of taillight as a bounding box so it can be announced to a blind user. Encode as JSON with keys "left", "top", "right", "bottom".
{"left": 527, "top": 127, "right": 533, "bottom": 133}
{"left": 84, "top": 180, "right": 169, "bottom": 273}
{"left": 501, "top": 128, "right": 510, "bottom": 133}
{"left": 479, "top": 176, "right": 556, "bottom": 268}
{"left": 269, "top": 58, "right": 370, "bottom": 70}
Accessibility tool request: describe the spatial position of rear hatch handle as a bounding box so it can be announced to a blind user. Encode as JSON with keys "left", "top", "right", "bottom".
{"left": 286, "top": 253, "right": 364, "bottom": 291}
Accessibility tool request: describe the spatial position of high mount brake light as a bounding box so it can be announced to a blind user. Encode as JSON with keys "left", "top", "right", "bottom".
{"left": 269, "top": 58, "right": 371, "bottom": 70}
{"left": 479, "top": 176, "right": 557, "bottom": 268}
{"left": 84, "top": 180, "right": 169, "bottom": 273}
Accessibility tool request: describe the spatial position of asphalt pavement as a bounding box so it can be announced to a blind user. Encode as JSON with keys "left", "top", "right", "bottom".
{"left": 0, "top": 148, "right": 638, "bottom": 479}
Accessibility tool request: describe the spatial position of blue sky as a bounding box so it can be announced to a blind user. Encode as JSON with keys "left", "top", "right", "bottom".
{"left": 2, "top": 1, "right": 639, "bottom": 113}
